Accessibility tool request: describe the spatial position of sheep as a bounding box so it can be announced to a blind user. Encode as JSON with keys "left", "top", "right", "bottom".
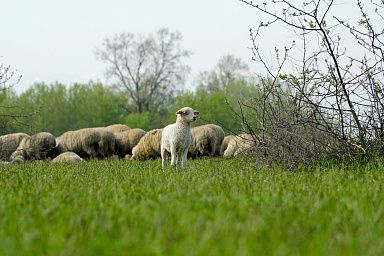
{"left": 56, "top": 128, "right": 101, "bottom": 158}
{"left": 52, "top": 151, "right": 83, "bottom": 163}
{"left": 223, "top": 133, "right": 257, "bottom": 157}
{"left": 94, "top": 127, "right": 116, "bottom": 158}
{"left": 220, "top": 135, "right": 235, "bottom": 156}
{"left": 10, "top": 132, "right": 56, "bottom": 161}
{"left": 0, "top": 133, "right": 30, "bottom": 161}
{"left": 105, "top": 124, "right": 131, "bottom": 134}
{"left": 56, "top": 127, "right": 117, "bottom": 159}
{"left": 161, "top": 107, "right": 199, "bottom": 168}
{"left": 115, "top": 128, "right": 146, "bottom": 158}
{"left": 131, "top": 129, "right": 163, "bottom": 160}
{"left": 0, "top": 155, "right": 25, "bottom": 165}
{"left": 189, "top": 124, "right": 225, "bottom": 158}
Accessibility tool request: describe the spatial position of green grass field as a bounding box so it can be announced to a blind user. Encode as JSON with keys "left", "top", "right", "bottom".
{"left": 1, "top": 158, "right": 384, "bottom": 255}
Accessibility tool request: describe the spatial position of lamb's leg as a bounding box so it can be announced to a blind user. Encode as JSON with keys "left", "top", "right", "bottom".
{"left": 181, "top": 150, "right": 188, "bottom": 167}
{"left": 170, "top": 146, "right": 177, "bottom": 166}
{"left": 161, "top": 145, "right": 166, "bottom": 169}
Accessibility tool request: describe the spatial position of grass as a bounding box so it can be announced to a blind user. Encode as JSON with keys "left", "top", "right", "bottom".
{"left": 0, "top": 157, "right": 384, "bottom": 255}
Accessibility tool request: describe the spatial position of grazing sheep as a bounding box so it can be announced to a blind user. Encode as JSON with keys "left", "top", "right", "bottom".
{"left": 56, "top": 127, "right": 117, "bottom": 159}
{"left": 94, "top": 127, "right": 116, "bottom": 158}
{"left": 189, "top": 124, "right": 225, "bottom": 158}
{"left": 161, "top": 107, "right": 199, "bottom": 168}
{"left": 220, "top": 135, "right": 235, "bottom": 156}
{"left": 52, "top": 152, "right": 83, "bottom": 163}
{"left": 0, "top": 133, "right": 29, "bottom": 161}
{"left": 10, "top": 132, "right": 56, "bottom": 161}
{"left": 115, "top": 128, "right": 146, "bottom": 158}
{"left": 131, "top": 129, "right": 163, "bottom": 160}
{"left": 0, "top": 155, "right": 25, "bottom": 165}
{"left": 56, "top": 128, "right": 101, "bottom": 158}
{"left": 105, "top": 124, "right": 131, "bottom": 134}
{"left": 223, "top": 133, "right": 257, "bottom": 157}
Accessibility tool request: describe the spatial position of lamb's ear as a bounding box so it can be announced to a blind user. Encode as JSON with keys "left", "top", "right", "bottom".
{"left": 176, "top": 110, "right": 185, "bottom": 115}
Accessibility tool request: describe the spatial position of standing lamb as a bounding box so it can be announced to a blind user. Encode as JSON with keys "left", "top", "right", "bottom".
{"left": 10, "top": 132, "right": 56, "bottom": 161}
{"left": 161, "top": 107, "right": 199, "bottom": 168}
{"left": 0, "top": 133, "right": 29, "bottom": 161}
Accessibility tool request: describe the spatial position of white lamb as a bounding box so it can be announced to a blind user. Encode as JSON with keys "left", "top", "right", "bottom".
{"left": 161, "top": 107, "right": 199, "bottom": 168}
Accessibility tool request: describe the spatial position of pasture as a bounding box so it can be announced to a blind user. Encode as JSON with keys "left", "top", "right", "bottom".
{"left": 0, "top": 158, "right": 384, "bottom": 255}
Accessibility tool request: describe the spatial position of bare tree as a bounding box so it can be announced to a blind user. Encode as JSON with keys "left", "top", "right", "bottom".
{"left": 0, "top": 59, "right": 35, "bottom": 134}
{"left": 195, "top": 54, "right": 250, "bottom": 92}
{"left": 237, "top": 0, "right": 384, "bottom": 167}
{"left": 0, "top": 60, "right": 21, "bottom": 92}
{"left": 96, "top": 28, "right": 191, "bottom": 114}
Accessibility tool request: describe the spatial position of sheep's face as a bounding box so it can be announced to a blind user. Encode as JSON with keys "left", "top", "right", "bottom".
{"left": 176, "top": 107, "right": 199, "bottom": 123}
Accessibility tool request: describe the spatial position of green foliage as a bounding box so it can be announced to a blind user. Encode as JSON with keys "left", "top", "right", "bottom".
{"left": 170, "top": 80, "right": 261, "bottom": 134}
{"left": 1, "top": 158, "right": 384, "bottom": 255}
{"left": 124, "top": 112, "right": 151, "bottom": 130}
{"left": 0, "top": 88, "right": 29, "bottom": 135}
{"left": 14, "top": 82, "right": 126, "bottom": 136}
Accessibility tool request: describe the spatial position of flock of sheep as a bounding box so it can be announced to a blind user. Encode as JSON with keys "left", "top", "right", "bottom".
{"left": 0, "top": 110, "right": 257, "bottom": 166}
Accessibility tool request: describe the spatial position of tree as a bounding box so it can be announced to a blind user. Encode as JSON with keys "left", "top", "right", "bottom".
{"left": 0, "top": 60, "right": 32, "bottom": 135}
{"left": 96, "top": 28, "right": 191, "bottom": 114}
{"left": 195, "top": 54, "right": 250, "bottom": 92}
{"left": 15, "top": 82, "right": 126, "bottom": 136}
{"left": 238, "top": 0, "right": 384, "bottom": 167}
{"left": 170, "top": 80, "right": 260, "bottom": 134}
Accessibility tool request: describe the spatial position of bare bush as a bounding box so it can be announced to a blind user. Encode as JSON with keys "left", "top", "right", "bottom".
{"left": 237, "top": 0, "right": 384, "bottom": 168}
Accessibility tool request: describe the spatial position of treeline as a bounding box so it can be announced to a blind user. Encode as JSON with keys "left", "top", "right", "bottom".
{"left": 0, "top": 78, "right": 259, "bottom": 137}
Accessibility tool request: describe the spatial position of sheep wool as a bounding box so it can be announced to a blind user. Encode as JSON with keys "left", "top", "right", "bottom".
{"left": 56, "top": 128, "right": 101, "bottom": 158}
{"left": 0, "top": 133, "right": 29, "bottom": 161}
{"left": 94, "top": 127, "right": 116, "bottom": 158}
{"left": 220, "top": 135, "right": 235, "bottom": 156}
{"left": 105, "top": 124, "right": 131, "bottom": 134}
{"left": 189, "top": 124, "right": 225, "bottom": 158}
{"left": 131, "top": 129, "right": 163, "bottom": 160}
{"left": 52, "top": 151, "right": 83, "bottom": 163}
{"left": 10, "top": 132, "right": 56, "bottom": 160}
{"left": 115, "top": 128, "right": 146, "bottom": 157}
{"left": 223, "top": 133, "right": 257, "bottom": 157}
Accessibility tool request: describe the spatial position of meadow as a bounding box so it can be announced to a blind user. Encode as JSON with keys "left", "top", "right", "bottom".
{"left": 0, "top": 157, "right": 384, "bottom": 255}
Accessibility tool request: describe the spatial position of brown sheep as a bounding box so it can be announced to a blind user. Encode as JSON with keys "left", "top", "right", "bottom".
{"left": 220, "top": 135, "right": 235, "bottom": 156}
{"left": 105, "top": 124, "right": 131, "bottom": 134}
{"left": 189, "top": 124, "right": 225, "bottom": 158}
{"left": 115, "top": 128, "right": 146, "bottom": 158}
{"left": 52, "top": 152, "right": 83, "bottom": 163}
{"left": 10, "top": 132, "right": 56, "bottom": 161}
{"left": 0, "top": 133, "right": 29, "bottom": 161}
{"left": 223, "top": 133, "right": 257, "bottom": 157}
{"left": 56, "top": 128, "right": 101, "bottom": 158}
{"left": 131, "top": 129, "right": 163, "bottom": 160}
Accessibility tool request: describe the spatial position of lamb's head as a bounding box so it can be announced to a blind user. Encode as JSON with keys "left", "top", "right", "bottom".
{"left": 176, "top": 107, "right": 199, "bottom": 123}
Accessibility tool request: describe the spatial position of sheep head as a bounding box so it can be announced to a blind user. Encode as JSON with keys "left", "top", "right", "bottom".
{"left": 176, "top": 107, "right": 199, "bottom": 122}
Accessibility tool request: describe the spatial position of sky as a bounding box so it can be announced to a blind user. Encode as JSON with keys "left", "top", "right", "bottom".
{"left": 0, "top": 0, "right": 360, "bottom": 93}
{"left": 1, "top": 0, "right": 262, "bottom": 92}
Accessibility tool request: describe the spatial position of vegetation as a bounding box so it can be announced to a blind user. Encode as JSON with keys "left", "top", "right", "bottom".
{"left": 0, "top": 78, "right": 259, "bottom": 137}
{"left": 237, "top": 0, "right": 384, "bottom": 167}
{"left": 1, "top": 158, "right": 384, "bottom": 255}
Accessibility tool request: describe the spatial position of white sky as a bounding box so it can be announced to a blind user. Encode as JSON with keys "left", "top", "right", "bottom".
{"left": 0, "top": 0, "right": 361, "bottom": 92}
